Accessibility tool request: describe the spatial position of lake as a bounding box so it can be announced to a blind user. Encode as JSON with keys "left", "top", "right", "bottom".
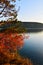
{"left": 19, "top": 31, "right": 43, "bottom": 65}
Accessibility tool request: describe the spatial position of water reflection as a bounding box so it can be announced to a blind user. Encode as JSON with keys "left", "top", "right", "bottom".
{"left": 19, "top": 31, "right": 43, "bottom": 65}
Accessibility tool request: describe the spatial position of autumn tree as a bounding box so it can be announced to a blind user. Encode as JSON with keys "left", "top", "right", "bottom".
{"left": 0, "top": 1, "right": 32, "bottom": 65}
{"left": 0, "top": 0, "right": 18, "bottom": 21}
{"left": 0, "top": 0, "right": 26, "bottom": 52}
{"left": 0, "top": 0, "right": 28, "bottom": 64}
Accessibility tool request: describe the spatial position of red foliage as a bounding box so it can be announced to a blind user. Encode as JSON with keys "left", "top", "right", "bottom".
{"left": 0, "top": 32, "right": 24, "bottom": 53}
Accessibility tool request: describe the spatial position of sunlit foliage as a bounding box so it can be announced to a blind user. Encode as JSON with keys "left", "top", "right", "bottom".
{"left": 0, "top": 0, "right": 18, "bottom": 20}
{"left": 0, "top": 0, "right": 33, "bottom": 65}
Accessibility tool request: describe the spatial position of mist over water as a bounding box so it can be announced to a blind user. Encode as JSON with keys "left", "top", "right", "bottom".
{"left": 19, "top": 31, "right": 43, "bottom": 65}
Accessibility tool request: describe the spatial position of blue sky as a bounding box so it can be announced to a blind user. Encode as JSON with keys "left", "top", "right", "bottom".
{"left": 17, "top": 0, "right": 43, "bottom": 23}
{"left": 0, "top": 0, "right": 43, "bottom": 23}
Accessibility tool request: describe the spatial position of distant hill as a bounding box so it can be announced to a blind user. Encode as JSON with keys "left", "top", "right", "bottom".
{"left": 21, "top": 22, "right": 43, "bottom": 28}
{"left": 0, "top": 21, "right": 43, "bottom": 32}
{"left": 21, "top": 22, "right": 43, "bottom": 32}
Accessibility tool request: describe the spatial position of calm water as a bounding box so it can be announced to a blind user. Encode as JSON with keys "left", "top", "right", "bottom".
{"left": 19, "top": 31, "right": 43, "bottom": 65}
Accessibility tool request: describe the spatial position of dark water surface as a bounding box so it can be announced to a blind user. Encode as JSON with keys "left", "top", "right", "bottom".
{"left": 19, "top": 31, "right": 43, "bottom": 65}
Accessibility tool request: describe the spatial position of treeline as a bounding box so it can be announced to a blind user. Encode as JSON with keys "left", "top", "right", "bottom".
{"left": 1, "top": 21, "right": 43, "bottom": 28}
{"left": 0, "top": 21, "right": 43, "bottom": 32}
{"left": 21, "top": 22, "right": 43, "bottom": 28}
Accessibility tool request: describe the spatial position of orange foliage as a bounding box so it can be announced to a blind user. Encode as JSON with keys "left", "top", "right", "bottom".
{"left": 0, "top": 30, "right": 30, "bottom": 65}
{"left": 0, "top": 32, "right": 24, "bottom": 54}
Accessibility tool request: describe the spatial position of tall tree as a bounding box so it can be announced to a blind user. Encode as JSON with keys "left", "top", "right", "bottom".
{"left": 0, "top": 0, "right": 18, "bottom": 21}
{"left": 0, "top": 1, "right": 29, "bottom": 64}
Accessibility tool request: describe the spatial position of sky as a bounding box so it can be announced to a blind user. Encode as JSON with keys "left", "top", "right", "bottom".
{"left": 17, "top": 0, "right": 43, "bottom": 23}
{"left": 0, "top": 0, "right": 43, "bottom": 23}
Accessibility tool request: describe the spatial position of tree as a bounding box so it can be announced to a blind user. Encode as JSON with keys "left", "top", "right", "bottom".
{"left": 0, "top": 0, "right": 18, "bottom": 21}
{"left": 0, "top": 0, "right": 26, "bottom": 53}
{"left": 0, "top": 0, "right": 29, "bottom": 64}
